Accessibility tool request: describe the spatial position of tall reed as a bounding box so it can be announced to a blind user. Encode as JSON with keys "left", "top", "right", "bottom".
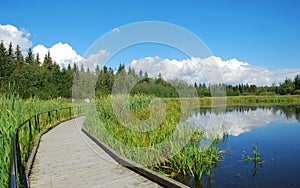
{"left": 0, "top": 94, "right": 71, "bottom": 187}
{"left": 85, "top": 95, "right": 225, "bottom": 183}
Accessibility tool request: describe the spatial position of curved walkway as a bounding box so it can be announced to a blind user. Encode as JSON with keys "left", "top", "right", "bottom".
{"left": 29, "top": 116, "right": 161, "bottom": 187}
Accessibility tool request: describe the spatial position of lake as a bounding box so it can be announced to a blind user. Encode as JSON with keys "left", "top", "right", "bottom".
{"left": 180, "top": 105, "right": 300, "bottom": 188}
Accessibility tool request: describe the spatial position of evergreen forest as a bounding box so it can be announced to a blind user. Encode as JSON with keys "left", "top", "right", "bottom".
{"left": 1, "top": 42, "right": 299, "bottom": 99}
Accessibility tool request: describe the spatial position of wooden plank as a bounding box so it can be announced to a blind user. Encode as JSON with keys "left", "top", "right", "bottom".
{"left": 29, "top": 117, "right": 161, "bottom": 188}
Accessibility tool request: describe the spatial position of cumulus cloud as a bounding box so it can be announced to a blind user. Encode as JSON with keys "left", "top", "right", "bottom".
{"left": 32, "top": 44, "right": 48, "bottom": 59}
{"left": 32, "top": 42, "right": 111, "bottom": 69}
{"left": 33, "top": 42, "right": 83, "bottom": 67}
{"left": 0, "top": 24, "right": 32, "bottom": 50}
{"left": 1, "top": 24, "right": 297, "bottom": 84}
{"left": 0, "top": 24, "right": 110, "bottom": 69}
{"left": 82, "top": 49, "right": 110, "bottom": 70}
{"left": 0, "top": 24, "right": 83, "bottom": 67}
{"left": 130, "top": 56, "right": 300, "bottom": 86}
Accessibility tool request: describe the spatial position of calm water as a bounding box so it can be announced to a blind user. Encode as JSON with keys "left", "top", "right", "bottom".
{"left": 181, "top": 105, "right": 300, "bottom": 188}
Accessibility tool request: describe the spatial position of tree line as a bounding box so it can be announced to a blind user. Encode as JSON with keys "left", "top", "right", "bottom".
{"left": 0, "top": 42, "right": 76, "bottom": 99}
{"left": 0, "top": 41, "right": 299, "bottom": 99}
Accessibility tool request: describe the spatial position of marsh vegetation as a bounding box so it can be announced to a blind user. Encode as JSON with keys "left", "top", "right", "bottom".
{"left": 85, "top": 96, "right": 300, "bottom": 187}
{"left": 0, "top": 94, "right": 72, "bottom": 187}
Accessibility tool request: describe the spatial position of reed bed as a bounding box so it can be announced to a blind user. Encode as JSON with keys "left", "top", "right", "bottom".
{"left": 85, "top": 95, "right": 226, "bottom": 182}
{"left": 196, "top": 95, "right": 300, "bottom": 107}
{"left": 0, "top": 94, "right": 71, "bottom": 187}
{"left": 226, "top": 95, "right": 300, "bottom": 106}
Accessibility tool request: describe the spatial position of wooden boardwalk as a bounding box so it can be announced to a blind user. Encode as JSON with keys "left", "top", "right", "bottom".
{"left": 29, "top": 116, "right": 161, "bottom": 188}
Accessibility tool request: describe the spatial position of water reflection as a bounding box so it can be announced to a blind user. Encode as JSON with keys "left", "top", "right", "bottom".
{"left": 180, "top": 105, "right": 300, "bottom": 188}
{"left": 252, "top": 160, "right": 262, "bottom": 177}
{"left": 184, "top": 105, "right": 300, "bottom": 137}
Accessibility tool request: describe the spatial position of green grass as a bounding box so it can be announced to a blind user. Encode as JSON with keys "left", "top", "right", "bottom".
{"left": 2, "top": 94, "right": 296, "bottom": 186}
{"left": 165, "top": 95, "right": 300, "bottom": 109}
{"left": 241, "top": 143, "right": 262, "bottom": 164}
{"left": 86, "top": 94, "right": 298, "bottom": 182}
{"left": 85, "top": 95, "right": 226, "bottom": 182}
{"left": 0, "top": 94, "right": 72, "bottom": 187}
{"left": 226, "top": 95, "right": 300, "bottom": 106}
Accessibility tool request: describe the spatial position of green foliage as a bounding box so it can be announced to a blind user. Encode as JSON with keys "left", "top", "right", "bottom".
{"left": 94, "top": 62, "right": 300, "bottom": 98}
{"left": 0, "top": 94, "right": 71, "bottom": 187}
{"left": 295, "top": 75, "right": 300, "bottom": 90}
{"left": 241, "top": 143, "right": 262, "bottom": 164}
{"left": 95, "top": 65, "right": 115, "bottom": 96}
{"left": 1, "top": 42, "right": 299, "bottom": 99}
{"left": 0, "top": 42, "right": 75, "bottom": 99}
{"left": 225, "top": 95, "right": 300, "bottom": 106}
{"left": 277, "top": 78, "right": 295, "bottom": 95}
{"left": 25, "top": 48, "right": 35, "bottom": 65}
{"left": 84, "top": 95, "right": 225, "bottom": 181}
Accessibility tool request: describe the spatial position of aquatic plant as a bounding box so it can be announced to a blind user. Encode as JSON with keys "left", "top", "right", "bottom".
{"left": 241, "top": 142, "right": 262, "bottom": 164}
{"left": 85, "top": 95, "right": 226, "bottom": 182}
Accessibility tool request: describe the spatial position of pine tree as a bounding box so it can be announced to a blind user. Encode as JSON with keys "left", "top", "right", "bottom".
{"left": 25, "top": 48, "right": 35, "bottom": 65}
{"left": 80, "top": 64, "right": 85, "bottom": 72}
{"left": 39, "top": 50, "right": 55, "bottom": 98}
{"left": 194, "top": 82, "right": 198, "bottom": 88}
{"left": 67, "top": 64, "right": 72, "bottom": 71}
{"left": 63, "top": 65, "right": 74, "bottom": 98}
{"left": 294, "top": 74, "right": 300, "bottom": 90}
{"left": 128, "top": 66, "right": 132, "bottom": 75}
{"left": 0, "top": 41, "right": 8, "bottom": 81}
{"left": 139, "top": 70, "right": 143, "bottom": 77}
{"left": 8, "top": 42, "right": 14, "bottom": 58}
{"left": 15, "top": 45, "right": 23, "bottom": 66}
{"left": 35, "top": 53, "right": 41, "bottom": 66}
{"left": 117, "top": 63, "right": 125, "bottom": 75}
{"left": 43, "top": 50, "right": 54, "bottom": 70}
{"left": 6, "top": 42, "right": 16, "bottom": 82}
{"left": 95, "top": 64, "right": 100, "bottom": 75}
{"left": 131, "top": 67, "right": 136, "bottom": 76}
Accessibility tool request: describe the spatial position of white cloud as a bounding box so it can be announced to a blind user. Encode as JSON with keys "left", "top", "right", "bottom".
{"left": 0, "top": 24, "right": 32, "bottom": 50}
{"left": 130, "top": 56, "right": 300, "bottom": 86}
{"left": 50, "top": 42, "right": 83, "bottom": 64}
{"left": 32, "top": 42, "right": 110, "bottom": 69}
{"left": 1, "top": 23, "right": 298, "bottom": 83}
{"left": 33, "top": 42, "right": 83, "bottom": 67}
{"left": 82, "top": 49, "right": 110, "bottom": 70}
{"left": 0, "top": 24, "right": 83, "bottom": 67}
{"left": 32, "top": 44, "right": 48, "bottom": 59}
{"left": 0, "top": 24, "right": 110, "bottom": 69}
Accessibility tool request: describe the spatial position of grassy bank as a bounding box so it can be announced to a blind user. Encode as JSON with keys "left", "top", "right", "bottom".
{"left": 2, "top": 94, "right": 298, "bottom": 186}
{"left": 226, "top": 95, "right": 300, "bottom": 106}
{"left": 196, "top": 95, "right": 300, "bottom": 107}
{"left": 85, "top": 94, "right": 299, "bottom": 183}
{"left": 85, "top": 95, "right": 225, "bottom": 183}
{"left": 0, "top": 94, "right": 72, "bottom": 187}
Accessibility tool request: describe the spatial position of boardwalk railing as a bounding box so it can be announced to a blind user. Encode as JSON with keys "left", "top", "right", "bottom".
{"left": 9, "top": 105, "right": 90, "bottom": 188}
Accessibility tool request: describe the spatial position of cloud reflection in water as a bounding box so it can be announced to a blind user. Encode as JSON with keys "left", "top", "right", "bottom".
{"left": 183, "top": 106, "right": 299, "bottom": 137}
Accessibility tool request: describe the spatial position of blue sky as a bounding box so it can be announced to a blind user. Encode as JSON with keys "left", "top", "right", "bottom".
{"left": 0, "top": 0, "right": 299, "bottom": 85}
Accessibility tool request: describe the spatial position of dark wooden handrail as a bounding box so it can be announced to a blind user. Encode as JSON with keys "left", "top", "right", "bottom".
{"left": 9, "top": 105, "right": 90, "bottom": 188}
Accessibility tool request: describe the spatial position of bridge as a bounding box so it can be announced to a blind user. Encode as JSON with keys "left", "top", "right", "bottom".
{"left": 29, "top": 116, "right": 162, "bottom": 187}
{"left": 9, "top": 112, "right": 187, "bottom": 188}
